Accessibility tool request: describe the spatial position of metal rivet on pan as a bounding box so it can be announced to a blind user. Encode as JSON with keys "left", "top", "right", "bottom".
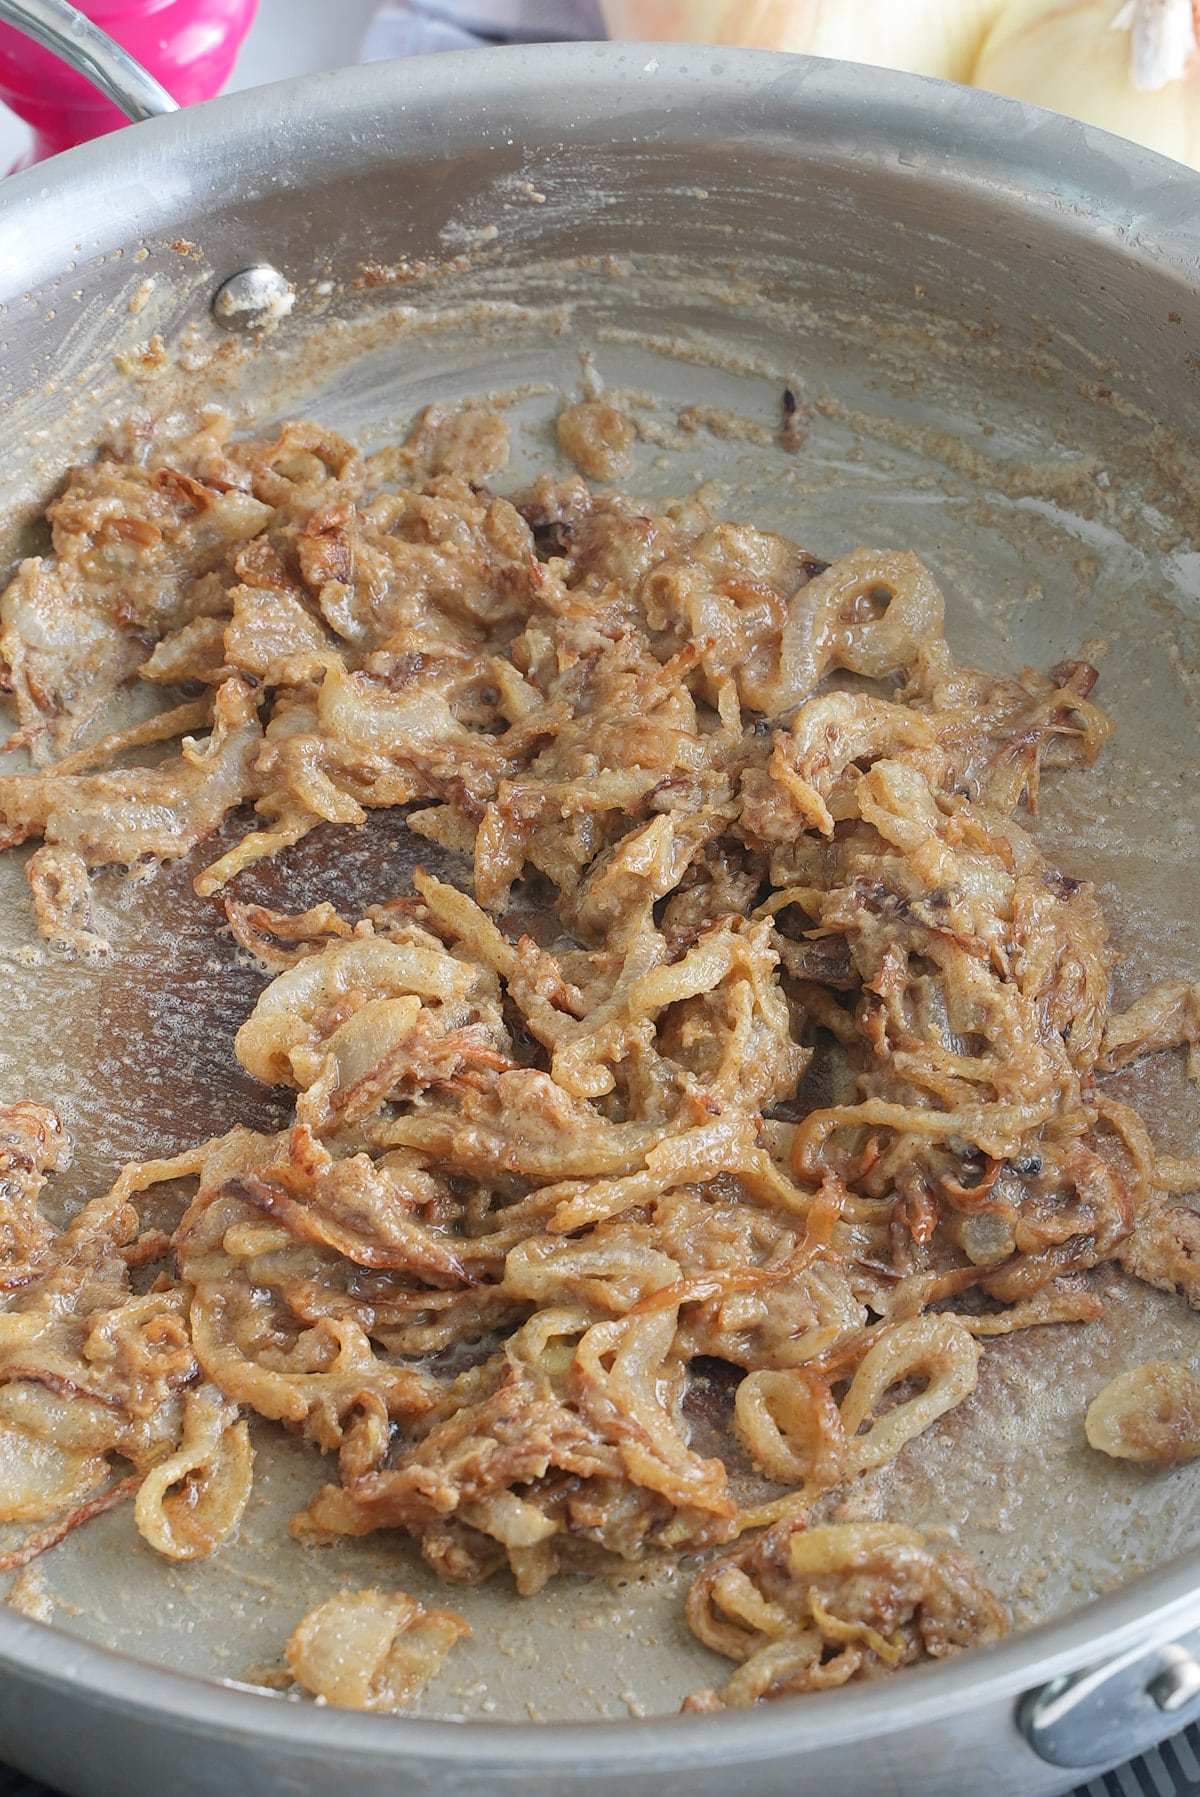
{"left": 1149, "top": 1657, "right": 1200, "bottom": 1714}
{"left": 211, "top": 264, "right": 296, "bottom": 331}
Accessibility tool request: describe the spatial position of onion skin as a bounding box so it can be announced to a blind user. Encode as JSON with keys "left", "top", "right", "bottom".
{"left": 598, "top": 0, "right": 1005, "bottom": 83}
{"left": 601, "top": 0, "right": 1200, "bottom": 173}
{"left": 974, "top": 0, "right": 1200, "bottom": 171}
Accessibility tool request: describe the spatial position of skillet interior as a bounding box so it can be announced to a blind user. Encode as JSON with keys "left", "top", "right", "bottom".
{"left": 0, "top": 44, "right": 1198, "bottom": 1726}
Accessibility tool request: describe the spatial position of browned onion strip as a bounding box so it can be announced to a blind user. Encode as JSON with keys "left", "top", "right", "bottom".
{"left": 0, "top": 1475, "right": 141, "bottom": 1573}
{"left": 3, "top": 408, "right": 1198, "bottom": 1709}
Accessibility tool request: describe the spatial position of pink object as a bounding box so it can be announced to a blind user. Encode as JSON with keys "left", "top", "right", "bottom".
{"left": 0, "top": 0, "right": 257, "bottom": 165}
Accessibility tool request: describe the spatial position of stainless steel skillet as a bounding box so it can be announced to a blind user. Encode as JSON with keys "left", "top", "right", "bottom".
{"left": 0, "top": 10, "right": 1199, "bottom": 1793}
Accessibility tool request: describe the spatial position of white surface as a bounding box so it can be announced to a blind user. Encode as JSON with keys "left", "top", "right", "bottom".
{"left": 0, "top": 0, "right": 381, "bottom": 172}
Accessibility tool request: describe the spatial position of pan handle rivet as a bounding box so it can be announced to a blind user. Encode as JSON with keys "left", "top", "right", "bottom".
{"left": 212, "top": 264, "right": 295, "bottom": 332}
{"left": 1148, "top": 1656, "right": 1200, "bottom": 1713}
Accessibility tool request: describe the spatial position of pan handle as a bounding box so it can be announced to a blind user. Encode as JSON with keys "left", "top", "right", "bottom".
{"left": 1019, "top": 1620, "right": 1200, "bottom": 1769}
{"left": 0, "top": 0, "right": 178, "bottom": 121}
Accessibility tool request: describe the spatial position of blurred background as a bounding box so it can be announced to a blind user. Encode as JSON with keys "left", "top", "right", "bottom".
{"left": 0, "top": 0, "right": 1198, "bottom": 174}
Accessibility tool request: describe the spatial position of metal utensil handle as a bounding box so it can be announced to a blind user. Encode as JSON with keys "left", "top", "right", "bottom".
{"left": 0, "top": 0, "right": 178, "bottom": 120}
